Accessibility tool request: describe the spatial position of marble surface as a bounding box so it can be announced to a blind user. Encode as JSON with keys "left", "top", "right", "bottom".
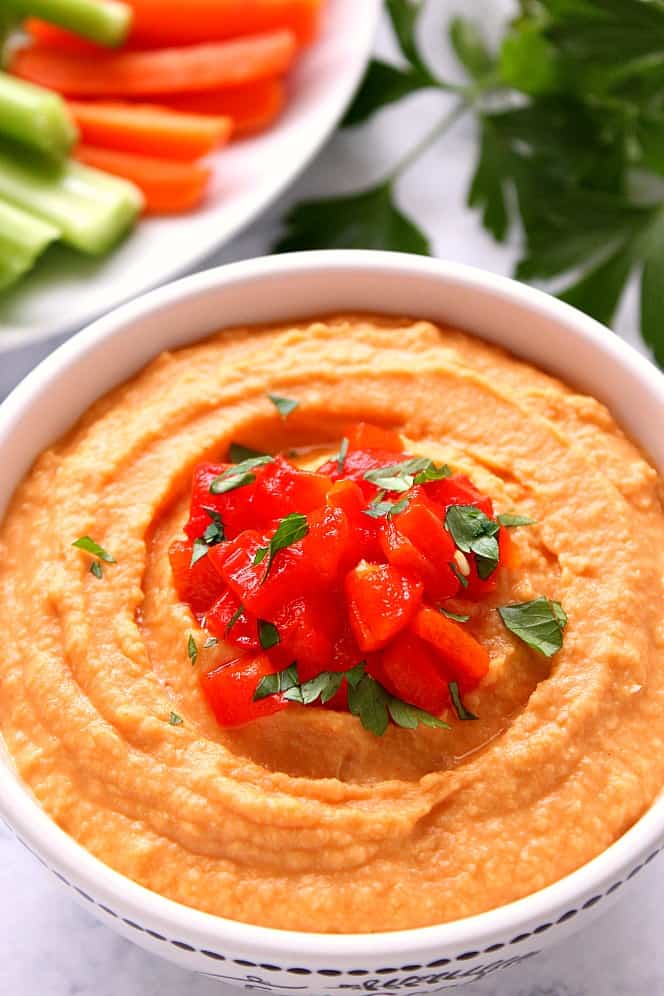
{"left": 1, "top": 3, "right": 662, "bottom": 994}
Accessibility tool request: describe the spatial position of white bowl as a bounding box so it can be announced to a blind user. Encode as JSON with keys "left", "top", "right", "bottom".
{"left": 0, "top": 251, "right": 663, "bottom": 994}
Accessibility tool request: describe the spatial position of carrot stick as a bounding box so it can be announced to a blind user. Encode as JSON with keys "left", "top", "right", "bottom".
{"left": 166, "top": 78, "right": 285, "bottom": 137}
{"left": 126, "top": 0, "right": 321, "bottom": 47}
{"left": 68, "top": 101, "right": 232, "bottom": 160}
{"left": 74, "top": 143, "right": 211, "bottom": 213}
{"left": 26, "top": 18, "right": 112, "bottom": 53}
{"left": 10, "top": 31, "right": 297, "bottom": 97}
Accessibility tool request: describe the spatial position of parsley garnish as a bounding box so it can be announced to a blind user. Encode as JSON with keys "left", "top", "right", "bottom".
{"left": 449, "top": 681, "right": 479, "bottom": 721}
{"left": 497, "top": 512, "right": 536, "bottom": 528}
{"left": 225, "top": 606, "right": 244, "bottom": 634}
{"left": 498, "top": 597, "right": 567, "bottom": 658}
{"left": 439, "top": 607, "right": 470, "bottom": 623}
{"left": 229, "top": 442, "right": 268, "bottom": 463}
{"left": 258, "top": 620, "right": 280, "bottom": 650}
{"left": 414, "top": 462, "right": 451, "bottom": 485}
{"left": 254, "top": 513, "right": 309, "bottom": 581}
{"left": 255, "top": 662, "right": 449, "bottom": 737}
{"left": 209, "top": 455, "right": 273, "bottom": 496}
{"left": 337, "top": 436, "right": 349, "bottom": 474}
{"left": 203, "top": 636, "right": 219, "bottom": 649}
{"left": 190, "top": 507, "right": 225, "bottom": 566}
{"left": 273, "top": 0, "right": 664, "bottom": 367}
{"left": 445, "top": 504, "right": 500, "bottom": 580}
{"left": 73, "top": 536, "right": 116, "bottom": 563}
{"left": 363, "top": 490, "right": 412, "bottom": 520}
{"left": 187, "top": 634, "right": 198, "bottom": 666}
{"left": 364, "top": 456, "right": 434, "bottom": 493}
{"left": 169, "top": 711, "right": 183, "bottom": 726}
{"left": 449, "top": 561, "right": 469, "bottom": 589}
{"left": 90, "top": 560, "right": 104, "bottom": 579}
{"left": 268, "top": 394, "right": 299, "bottom": 418}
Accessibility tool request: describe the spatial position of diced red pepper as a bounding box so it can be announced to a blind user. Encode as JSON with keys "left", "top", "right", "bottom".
{"left": 168, "top": 537, "right": 224, "bottom": 617}
{"left": 393, "top": 490, "right": 460, "bottom": 599}
{"left": 200, "top": 654, "right": 286, "bottom": 727}
{"left": 206, "top": 589, "right": 260, "bottom": 650}
{"left": 427, "top": 474, "right": 494, "bottom": 517}
{"left": 379, "top": 519, "right": 437, "bottom": 588}
{"left": 252, "top": 455, "right": 331, "bottom": 524}
{"left": 184, "top": 462, "right": 258, "bottom": 541}
{"left": 326, "top": 479, "right": 382, "bottom": 561}
{"left": 209, "top": 527, "right": 317, "bottom": 620}
{"left": 411, "top": 605, "right": 489, "bottom": 688}
{"left": 271, "top": 593, "right": 336, "bottom": 679}
{"left": 374, "top": 631, "right": 450, "bottom": 714}
{"left": 499, "top": 526, "right": 520, "bottom": 569}
{"left": 345, "top": 562, "right": 423, "bottom": 652}
{"left": 345, "top": 422, "right": 404, "bottom": 453}
{"left": 318, "top": 448, "right": 409, "bottom": 494}
{"left": 300, "top": 505, "right": 354, "bottom": 581}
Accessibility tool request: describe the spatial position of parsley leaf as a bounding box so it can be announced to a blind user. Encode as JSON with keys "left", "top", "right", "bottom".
{"left": 439, "top": 607, "right": 470, "bottom": 623}
{"left": 445, "top": 504, "right": 501, "bottom": 579}
{"left": 254, "top": 663, "right": 299, "bottom": 701}
{"left": 204, "top": 636, "right": 219, "bottom": 649}
{"left": 209, "top": 455, "right": 273, "bottom": 496}
{"left": 90, "top": 560, "right": 103, "bottom": 579}
{"left": 190, "top": 507, "right": 225, "bottom": 566}
{"left": 498, "top": 597, "right": 567, "bottom": 657}
{"left": 364, "top": 456, "right": 434, "bottom": 493}
{"left": 448, "top": 681, "right": 479, "bottom": 721}
{"left": 274, "top": 183, "right": 430, "bottom": 256}
{"left": 337, "top": 437, "right": 349, "bottom": 475}
{"left": 497, "top": 512, "right": 536, "bottom": 527}
{"left": 73, "top": 536, "right": 116, "bottom": 564}
{"left": 268, "top": 394, "right": 299, "bottom": 419}
{"left": 258, "top": 620, "right": 280, "bottom": 651}
{"left": 255, "top": 662, "right": 448, "bottom": 736}
{"left": 228, "top": 442, "right": 268, "bottom": 463}
{"left": 343, "top": 59, "right": 434, "bottom": 127}
{"left": 169, "top": 711, "right": 183, "bottom": 726}
{"left": 225, "top": 606, "right": 244, "bottom": 634}
{"left": 414, "top": 462, "right": 451, "bottom": 484}
{"left": 385, "top": 0, "right": 433, "bottom": 79}
{"left": 449, "top": 561, "right": 469, "bottom": 589}
{"left": 363, "top": 491, "right": 412, "bottom": 520}
{"left": 449, "top": 16, "right": 496, "bottom": 82}
{"left": 255, "top": 512, "right": 309, "bottom": 581}
{"left": 187, "top": 634, "right": 198, "bottom": 666}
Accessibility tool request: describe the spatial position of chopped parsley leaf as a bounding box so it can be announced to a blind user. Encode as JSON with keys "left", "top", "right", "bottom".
{"left": 73, "top": 536, "right": 116, "bottom": 564}
{"left": 498, "top": 597, "right": 567, "bottom": 657}
{"left": 268, "top": 394, "right": 299, "bottom": 418}
{"left": 449, "top": 681, "right": 479, "bottom": 721}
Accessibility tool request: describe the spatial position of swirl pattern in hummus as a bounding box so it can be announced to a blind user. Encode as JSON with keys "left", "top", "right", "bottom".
{"left": 0, "top": 315, "right": 663, "bottom": 932}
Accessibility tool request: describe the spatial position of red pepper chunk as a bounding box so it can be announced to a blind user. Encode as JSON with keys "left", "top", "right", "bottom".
{"left": 206, "top": 589, "right": 260, "bottom": 650}
{"left": 393, "top": 491, "right": 460, "bottom": 599}
{"left": 427, "top": 474, "right": 494, "bottom": 518}
{"left": 253, "top": 455, "right": 331, "bottom": 524}
{"left": 184, "top": 462, "right": 258, "bottom": 541}
{"left": 201, "top": 654, "right": 286, "bottom": 727}
{"left": 345, "top": 562, "right": 423, "bottom": 652}
{"left": 374, "top": 630, "right": 450, "bottom": 715}
{"left": 411, "top": 606, "right": 489, "bottom": 688}
{"left": 168, "top": 537, "right": 224, "bottom": 618}
{"left": 345, "top": 421, "right": 404, "bottom": 453}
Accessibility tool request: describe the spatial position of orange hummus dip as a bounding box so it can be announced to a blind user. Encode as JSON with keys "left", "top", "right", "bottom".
{"left": 0, "top": 315, "right": 663, "bottom": 932}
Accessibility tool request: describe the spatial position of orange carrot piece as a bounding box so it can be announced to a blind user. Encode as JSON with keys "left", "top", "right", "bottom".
{"left": 10, "top": 31, "right": 297, "bottom": 98}
{"left": 74, "top": 144, "right": 211, "bottom": 213}
{"left": 127, "top": 0, "right": 322, "bottom": 47}
{"left": 68, "top": 101, "right": 232, "bottom": 160}
{"left": 166, "top": 78, "right": 285, "bottom": 137}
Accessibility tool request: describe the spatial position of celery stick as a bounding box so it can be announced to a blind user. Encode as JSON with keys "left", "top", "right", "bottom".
{"left": 0, "top": 72, "right": 77, "bottom": 160}
{"left": 0, "top": 196, "right": 59, "bottom": 290}
{"left": 5, "top": 0, "right": 131, "bottom": 47}
{"left": 0, "top": 140, "right": 142, "bottom": 254}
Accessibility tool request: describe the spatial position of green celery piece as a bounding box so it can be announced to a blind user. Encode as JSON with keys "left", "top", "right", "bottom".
{"left": 0, "top": 139, "right": 142, "bottom": 254}
{"left": 5, "top": 0, "right": 131, "bottom": 47}
{"left": 0, "top": 197, "right": 60, "bottom": 291}
{"left": 0, "top": 72, "right": 77, "bottom": 160}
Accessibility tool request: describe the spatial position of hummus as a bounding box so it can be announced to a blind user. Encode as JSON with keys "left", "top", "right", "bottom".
{"left": 1, "top": 314, "right": 663, "bottom": 932}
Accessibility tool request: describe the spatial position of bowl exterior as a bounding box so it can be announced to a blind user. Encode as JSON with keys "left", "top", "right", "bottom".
{"left": 0, "top": 251, "right": 663, "bottom": 992}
